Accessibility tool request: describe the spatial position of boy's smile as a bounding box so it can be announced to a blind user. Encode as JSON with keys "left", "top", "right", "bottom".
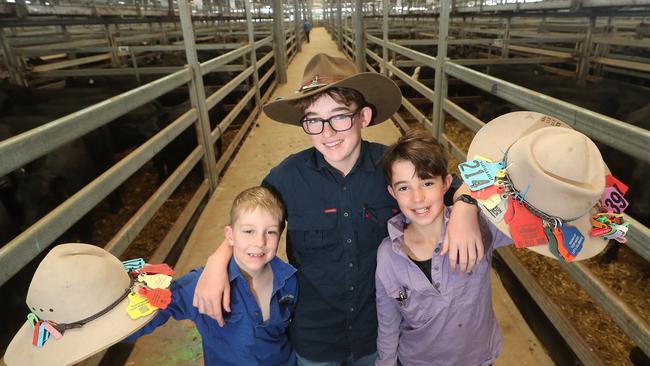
{"left": 225, "top": 207, "right": 281, "bottom": 277}
{"left": 388, "top": 160, "right": 452, "bottom": 229}
{"left": 304, "top": 94, "right": 372, "bottom": 175}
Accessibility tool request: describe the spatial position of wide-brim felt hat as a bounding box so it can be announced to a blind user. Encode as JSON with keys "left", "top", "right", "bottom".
{"left": 263, "top": 53, "right": 402, "bottom": 126}
{"left": 467, "top": 112, "right": 609, "bottom": 261}
{"left": 4, "top": 244, "right": 157, "bottom": 366}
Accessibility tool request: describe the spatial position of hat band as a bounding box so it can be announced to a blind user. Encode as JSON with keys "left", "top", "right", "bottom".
{"left": 298, "top": 75, "right": 348, "bottom": 93}
{"left": 49, "top": 277, "right": 134, "bottom": 335}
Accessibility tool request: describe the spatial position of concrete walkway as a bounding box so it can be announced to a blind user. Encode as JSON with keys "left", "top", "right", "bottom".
{"left": 125, "top": 27, "right": 554, "bottom": 366}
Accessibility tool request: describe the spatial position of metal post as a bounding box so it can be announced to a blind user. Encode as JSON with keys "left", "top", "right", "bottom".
{"left": 294, "top": 0, "right": 302, "bottom": 51}
{"left": 577, "top": 16, "right": 595, "bottom": 87}
{"left": 432, "top": 0, "right": 450, "bottom": 139}
{"left": 272, "top": 0, "right": 287, "bottom": 83}
{"left": 336, "top": 0, "right": 342, "bottom": 50}
{"left": 382, "top": 0, "right": 389, "bottom": 76}
{"left": 502, "top": 16, "right": 511, "bottom": 58}
{"left": 0, "top": 27, "right": 26, "bottom": 86}
{"left": 105, "top": 24, "right": 120, "bottom": 67}
{"left": 244, "top": 0, "right": 261, "bottom": 106}
{"left": 178, "top": 0, "right": 219, "bottom": 192}
{"left": 353, "top": 0, "right": 364, "bottom": 71}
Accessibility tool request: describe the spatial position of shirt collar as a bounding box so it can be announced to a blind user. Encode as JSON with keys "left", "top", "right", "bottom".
{"left": 228, "top": 257, "right": 296, "bottom": 290}
{"left": 388, "top": 207, "right": 452, "bottom": 254}
{"left": 306, "top": 141, "right": 376, "bottom": 173}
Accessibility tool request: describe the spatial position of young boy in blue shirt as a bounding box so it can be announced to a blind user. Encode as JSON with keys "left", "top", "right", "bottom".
{"left": 125, "top": 186, "right": 297, "bottom": 366}
{"left": 193, "top": 54, "right": 485, "bottom": 366}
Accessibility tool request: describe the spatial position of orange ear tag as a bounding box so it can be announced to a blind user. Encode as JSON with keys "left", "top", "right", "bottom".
{"left": 139, "top": 287, "right": 172, "bottom": 309}
{"left": 504, "top": 197, "right": 548, "bottom": 249}
{"left": 142, "top": 264, "right": 176, "bottom": 276}
{"left": 553, "top": 227, "right": 574, "bottom": 262}
{"left": 126, "top": 292, "right": 157, "bottom": 319}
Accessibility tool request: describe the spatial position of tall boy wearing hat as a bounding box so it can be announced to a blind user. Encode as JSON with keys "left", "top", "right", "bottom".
{"left": 193, "top": 54, "right": 485, "bottom": 365}
{"left": 125, "top": 186, "right": 298, "bottom": 365}
{"left": 375, "top": 113, "right": 615, "bottom": 365}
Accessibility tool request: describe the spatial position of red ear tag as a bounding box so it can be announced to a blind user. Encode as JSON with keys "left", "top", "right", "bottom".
{"left": 32, "top": 320, "right": 42, "bottom": 346}
{"left": 605, "top": 174, "right": 628, "bottom": 195}
{"left": 470, "top": 185, "right": 502, "bottom": 200}
{"left": 139, "top": 287, "right": 172, "bottom": 309}
{"left": 143, "top": 264, "right": 176, "bottom": 276}
{"left": 504, "top": 197, "right": 548, "bottom": 248}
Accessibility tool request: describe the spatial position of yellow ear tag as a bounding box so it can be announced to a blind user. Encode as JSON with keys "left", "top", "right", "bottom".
{"left": 126, "top": 292, "right": 157, "bottom": 320}
{"left": 496, "top": 169, "right": 507, "bottom": 179}
{"left": 478, "top": 194, "right": 504, "bottom": 210}
{"left": 473, "top": 155, "right": 493, "bottom": 163}
{"left": 139, "top": 274, "right": 172, "bottom": 289}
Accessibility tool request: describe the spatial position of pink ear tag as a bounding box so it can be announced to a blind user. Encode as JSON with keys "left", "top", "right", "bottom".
{"left": 43, "top": 322, "right": 63, "bottom": 339}
{"left": 601, "top": 187, "right": 629, "bottom": 214}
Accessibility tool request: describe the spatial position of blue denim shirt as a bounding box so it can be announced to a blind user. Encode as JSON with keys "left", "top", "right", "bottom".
{"left": 125, "top": 257, "right": 298, "bottom": 366}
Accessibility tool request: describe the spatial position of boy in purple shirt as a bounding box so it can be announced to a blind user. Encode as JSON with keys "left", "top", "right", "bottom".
{"left": 375, "top": 111, "right": 618, "bottom": 365}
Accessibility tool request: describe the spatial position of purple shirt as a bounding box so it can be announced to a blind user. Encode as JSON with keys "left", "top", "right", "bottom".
{"left": 375, "top": 207, "right": 511, "bottom": 366}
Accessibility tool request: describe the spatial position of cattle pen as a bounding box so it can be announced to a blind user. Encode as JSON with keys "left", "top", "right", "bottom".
{"left": 0, "top": 0, "right": 649, "bottom": 365}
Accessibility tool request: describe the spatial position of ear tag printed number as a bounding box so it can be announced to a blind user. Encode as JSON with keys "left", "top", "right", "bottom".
{"left": 601, "top": 187, "right": 629, "bottom": 214}
{"left": 561, "top": 224, "right": 584, "bottom": 258}
{"left": 504, "top": 197, "right": 548, "bottom": 248}
{"left": 123, "top": 258, "right": 145, "bottom": 271}
{"left": 479, "top": 195, "right": 507, "bottom": 223}
{"left": 458, "top": 159, "right": 505, "bottom": 191}
{"left": 126, "top": 292, "right": 157, "bottom": 319}
{"left": 138, "top": 273, "right": 172, "bottom": 289}
{"left": 545, "top": 227, "right": 561, "bottom": 260}
{"left": 139, "top": 287, "right": 172, "bottom": 309}
{"left": 143, "top": 263, "right": 175, "bottom": 276}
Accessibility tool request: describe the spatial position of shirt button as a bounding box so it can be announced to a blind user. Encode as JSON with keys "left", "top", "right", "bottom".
{"left": 348, "top": 262, "right": 354, "bottom": 268}
{"left": 433, "top": 265, "right": 440, "bottom": 271}
{"left": 468, "top": 271, "right": 473, "bottom": 275}
{"left": 348, "top": 325, "right": 353, "bottom": 330}
{"left": 434, "top": 282, "right": 440, "bottom": 289}
{"left": 344, "top": 212, "right": 349, "bottom": 217}
{"left": 349, "top": 286, "right": 355, "bottom": 291}
{"left": 255, "top": 311, "right": 260, "bottom": 317}
{"left": 346, "top": 238, "right": 352, "bottom": 244}
{"left": 350, "top": 307, "right": 355, "bottom": 312}
{"left": 343, "top": 186, "right": 348, "bottom": 191}
{"left": 434, "top": 247, "right": 441, "bottom": 253}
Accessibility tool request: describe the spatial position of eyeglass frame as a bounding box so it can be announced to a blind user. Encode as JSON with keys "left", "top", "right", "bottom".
{"left": 300, "top": 106, "right": 366, "bottom": 135}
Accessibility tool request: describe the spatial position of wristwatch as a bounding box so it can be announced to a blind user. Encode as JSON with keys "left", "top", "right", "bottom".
{"left": 454, "top": 194, "right": 478, "bottom": 206}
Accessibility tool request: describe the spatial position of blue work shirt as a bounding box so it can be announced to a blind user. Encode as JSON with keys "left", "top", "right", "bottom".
{"left": 125, "top": 257, "right": 298, "bottom": 366}
{"left": 262, "top": 141, "right": 398, "bottom": 362}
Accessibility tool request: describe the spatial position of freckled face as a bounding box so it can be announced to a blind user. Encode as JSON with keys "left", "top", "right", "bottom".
{"left": 225, "top": 207, "right": 281, "bottom": 276}
{"left": 388, "top": 160, "right": 451, "bottom": 229}
{"left": 303, "top": 94, "right": 371, "bottom": 175}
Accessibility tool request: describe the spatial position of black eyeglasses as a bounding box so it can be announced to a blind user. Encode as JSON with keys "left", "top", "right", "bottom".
{"left": 300, "top": 108, "right": 363, "bottom": 135}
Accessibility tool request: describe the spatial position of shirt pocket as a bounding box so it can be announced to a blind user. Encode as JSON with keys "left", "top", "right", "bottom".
{"left": 359, "top": 201, "right": 397, "bottom": 248}
{"left": 288, "top": 209, "right": 340, "bottom": 263}
{"left": 389, "top": 286, "right": 435, "bottom": 329}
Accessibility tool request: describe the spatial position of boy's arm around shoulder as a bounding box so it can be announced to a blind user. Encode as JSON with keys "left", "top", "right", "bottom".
{"left": 375, "top": 238, "right": 401, "bottom": 366}
{"left": 124, "top": 269, "right": 201, "bottom": 343}
{"left": 443, "top": 181, "right": 485, "bottom": 273}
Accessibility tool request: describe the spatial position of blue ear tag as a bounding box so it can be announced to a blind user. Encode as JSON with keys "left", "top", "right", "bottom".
{"left": 457, "top": 159, "right": 505, "bottom": 191}
{"left": 37, "top": 321, "right": 50, "bottom": 348}
{"left": 561, "top": 224, "right": 584, "bottom": 257}
{"left": 123, "top": 258, "right": 145, "bottom": 271}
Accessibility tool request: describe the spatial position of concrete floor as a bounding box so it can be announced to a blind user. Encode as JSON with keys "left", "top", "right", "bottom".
{"left": 125, "top": 27, "right": 554, "bottom": 366}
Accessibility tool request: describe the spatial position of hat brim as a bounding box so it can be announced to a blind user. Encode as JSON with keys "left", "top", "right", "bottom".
{"left": 467, "top": 111, "right": 608, "bottom": 261}
{"left": 4, "top": 297, "right": 157, "bottom": 366}
{"left": 263, "top": 72, "right": 402, "bottom": 126}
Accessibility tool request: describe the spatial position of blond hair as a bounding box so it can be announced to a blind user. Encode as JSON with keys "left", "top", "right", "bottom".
{"left": 230, "top": 186, "right": 284, "bottom": 227}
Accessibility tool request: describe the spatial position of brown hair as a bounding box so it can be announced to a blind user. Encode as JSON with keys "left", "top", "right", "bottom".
{"left": 230, "top": 186, "right": 284, "bottom": 228}
{"left": 290, "top": 87, "right": 376, "bottom": 123}
{"left": 380, "top": 128, "right": 448, "bottom": 184}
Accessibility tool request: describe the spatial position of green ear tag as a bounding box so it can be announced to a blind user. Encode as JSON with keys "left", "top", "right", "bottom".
{"left": 545, "top": 226, "right": 562, "bottom": 260}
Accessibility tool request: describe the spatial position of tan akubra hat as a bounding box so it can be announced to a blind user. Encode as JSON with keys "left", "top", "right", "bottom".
{"left": 467, "top": 111, "right": 610, "bottom": 261}
{"left": 4, "top": 243, "right": 157, "bottom": 366}
{"left": 263, "top": 53, "right": 402, "bottom": 126}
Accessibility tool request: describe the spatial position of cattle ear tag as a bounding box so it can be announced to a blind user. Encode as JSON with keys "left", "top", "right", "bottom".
{"left": 601, "top": 187, "right": 629, "bottom": 214}
{"left": 458, "top": 159, "right": 505, "bottom": 191}
{"left": 561, "top": 224, "right": 584, "bottom": 259}
{"left": 479, "top": 195, "right": 507, "bottom": 223}
{"left": 552, "top": 227, "right": 573, "bottom": 261}
{"left": 43, "top": 322, "right": 62, "bottom": 339}
{"left": 37, "top": 321, "right": 50, "bottom": 348}
{"left": 605, "top": 174, "right": 628, "bottom": 195}
{"left": 126, "top": 292, "right": 157, "bottom": 319}
{"left": 139, "top": 287, "right": 172, "bottom": 309}
{"left": 544, "top": 227, "right": 562, "bottom": 260}
{"left": 140, "top": 274, "right": 172, "bottom": 289}
{"left": 27, "top": 312, "right": 39, "bottom": 327}
{"left": 143, "top": 263, "right": 175, "bottom": 276}
{"left": 123, "top": 258, "right": 145, "bottom": 271}
{"left": 504, "top": 197, "right": 548, "bottom": 248}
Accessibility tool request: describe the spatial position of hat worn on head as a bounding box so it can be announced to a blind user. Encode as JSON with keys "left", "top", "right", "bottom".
{"left": 263, "top": 53, "right": 402, "bottom": 126}
{"left": 4, "top": 244, "right": 158, "bottom": 366}
{"left": 465, "top": 111, "right": 625, "bottom": 261}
